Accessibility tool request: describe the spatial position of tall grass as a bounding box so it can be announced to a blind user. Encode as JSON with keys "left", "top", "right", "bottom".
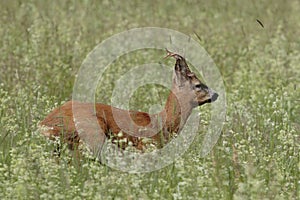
{"left": 0, "top": 0, "right": 299, "bottom": 199}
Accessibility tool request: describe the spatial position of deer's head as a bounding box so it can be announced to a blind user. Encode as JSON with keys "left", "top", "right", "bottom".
{"left": 166, "top": 50, "right": 218, "bottom": 107}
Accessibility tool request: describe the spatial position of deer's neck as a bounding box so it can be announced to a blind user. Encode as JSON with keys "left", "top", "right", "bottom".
{"left": 159, "top": 91, "right": 194, "bottom": 135}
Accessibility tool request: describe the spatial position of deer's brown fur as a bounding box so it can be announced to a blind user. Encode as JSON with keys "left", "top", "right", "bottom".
{"left": 39, "top": 51, "right": 218, "bottom": 156}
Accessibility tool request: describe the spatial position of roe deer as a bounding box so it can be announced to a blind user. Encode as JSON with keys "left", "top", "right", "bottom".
{"left": 39, "top": 50, "right": 218, "bottom": 157}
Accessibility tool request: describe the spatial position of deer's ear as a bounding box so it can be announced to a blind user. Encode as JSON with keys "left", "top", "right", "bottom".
{"left": 174, "top": 57, "right": 192, "bottom": 84}
{"left": 174, "top": 59, "right": 190, "bottom": 86}
{"left": 166, "top": 50, "right": 192, "bottom": 85}
{"left": 174, "top": 58, "right": 189, "bottom": 75}
{"left": 174, "top": 70, "right": 187, "bottom": 86}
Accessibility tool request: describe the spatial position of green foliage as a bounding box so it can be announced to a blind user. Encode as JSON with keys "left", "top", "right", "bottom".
{"left": 0, "top": 0, "right": 299, "bottom": 199}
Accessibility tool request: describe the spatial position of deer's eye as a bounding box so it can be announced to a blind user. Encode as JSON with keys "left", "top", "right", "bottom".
{"left": 195, "top": 84, "right": 201, "bottom": 88}
{"left": 194, "top": 84, "right": 202, "bottom": 91}
{"left": 194, "top": 83, "right": 208, "bottom": 90}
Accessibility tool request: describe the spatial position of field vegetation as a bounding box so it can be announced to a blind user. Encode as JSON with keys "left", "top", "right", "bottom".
{"left": 0, "top": 0, "right": 299, "bottom": 199}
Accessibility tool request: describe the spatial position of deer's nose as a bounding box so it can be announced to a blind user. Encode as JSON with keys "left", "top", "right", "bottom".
{"left": 209, "top": 90, "right": 218, "bottom": 102}
{"left": 211, "top": 92, "right": 219, "bottom": 102}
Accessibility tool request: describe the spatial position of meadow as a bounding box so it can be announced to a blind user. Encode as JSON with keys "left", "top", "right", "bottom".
{"left": 0, "top": 0, "right": 299, "bottom": 199}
